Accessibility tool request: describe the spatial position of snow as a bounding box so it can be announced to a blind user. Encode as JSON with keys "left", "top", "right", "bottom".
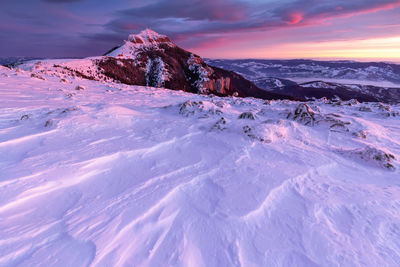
{"left": 145, "top": 57, "right": 170, "bottom": 88}
{"left": 206, "top": 59, "right": 400, "bottom": 89}
{"left": 107, "top": 29, "right": 175, "bottom": 59}
{"left": 128, "top": 29, "right": 169, "bottom": 46}
{"left": 187, "top": 54, "right": 211, "bottom": 93}
{"left": 19, "top": 57, "right": 111, "bottom": 83}
{"left": 287, "top": 77, "right": 400, "bottom": 88}
{"left": 1, "top": 65, "right": 400, "bottom": 266}
{"left": 273, "top": 79, "right": 284, "bottom": 87}
{"left": 301, "top": 81, "right": 339, "bottom": 89}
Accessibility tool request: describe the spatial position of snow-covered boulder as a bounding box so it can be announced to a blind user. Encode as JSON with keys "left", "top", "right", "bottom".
{"left": 177, "top": 100, "right": 223, "bottom": 117}
{"left": 287, "top": 103, "right": 317, "bottom": 126}
{"left": 339, "top": 146, "right": 396, "bottom": 170}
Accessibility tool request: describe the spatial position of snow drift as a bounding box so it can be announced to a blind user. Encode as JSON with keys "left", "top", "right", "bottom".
{"left": 1, "top": 61, "right": 400, "bottom": 266}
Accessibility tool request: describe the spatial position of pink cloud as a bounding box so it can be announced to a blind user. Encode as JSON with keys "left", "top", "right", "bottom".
{"left": 285, "top": 12, "right": 304, "bottom": 25}
{"left": 310, "top": 2, "right": 400, "bottom": 22}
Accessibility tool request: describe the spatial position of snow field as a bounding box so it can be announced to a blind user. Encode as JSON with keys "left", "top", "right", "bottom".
{"left": 0, "top": 66, "right": 400, "bottom": 266}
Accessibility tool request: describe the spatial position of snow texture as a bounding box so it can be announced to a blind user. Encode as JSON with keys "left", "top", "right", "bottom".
{"left": 1, "top": 64, "right": 400, "bottom": 266}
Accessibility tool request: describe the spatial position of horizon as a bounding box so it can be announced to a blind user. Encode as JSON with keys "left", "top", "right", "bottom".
{"left": 2, "top": 55, "right": 400, "bottom": 65}
{"left": 1, "top": 0, "right": 400, "bottom": 62}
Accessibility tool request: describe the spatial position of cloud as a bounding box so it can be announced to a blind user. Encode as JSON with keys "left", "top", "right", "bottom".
{"left": 120, "top": 0, "right": 248, "bottom": 22}
{"left": 43, "top": 0, "right": 83, "bottom": 3}
{"left": 284, "top": 12, "right": 304, "bottom": 25}
{"left": 103, "top": 0, "right": 400, "bottom": 38}
{"left": 1, "top": 0, "right": 400, "bottom": 57}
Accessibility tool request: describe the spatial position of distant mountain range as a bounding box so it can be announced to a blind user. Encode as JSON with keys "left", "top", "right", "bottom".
{"left": 206, "top": 59, "right": 400, "bottom": 104}
{"left": 0, "top": 57, "right": 42, "bottom": 66}
{"left": 205, "top": 59, "right": 400, "bottom": 85}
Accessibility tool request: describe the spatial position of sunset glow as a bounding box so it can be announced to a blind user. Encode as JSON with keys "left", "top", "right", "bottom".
{"left": 208, "top": 36, "right": 400, "bottom": 61}
{"left": 1, "top": 0, "right": 400, "bottom": 62}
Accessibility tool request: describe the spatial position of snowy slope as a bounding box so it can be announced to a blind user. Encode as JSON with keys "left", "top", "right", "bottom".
{"left": 1, "top": 66, "right": 400, "bottom": 266}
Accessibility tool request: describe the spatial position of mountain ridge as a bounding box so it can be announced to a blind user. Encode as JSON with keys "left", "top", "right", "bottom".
{"left": 206, "top": 59, "right": 400, "bottom": 103}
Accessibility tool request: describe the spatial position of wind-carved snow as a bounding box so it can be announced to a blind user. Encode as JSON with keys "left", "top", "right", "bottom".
{"left": 0, "top": 65, "right": 400, "bottom": 266}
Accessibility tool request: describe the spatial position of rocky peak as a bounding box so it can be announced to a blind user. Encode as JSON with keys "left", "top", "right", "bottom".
{"left": 105, "top": 29, "right": 175, "bottom": 59}
{"left": 92, "top": 30, "right": 297, "bottom": 101}
{"left": 128, "top": 29, "right": 173, "bottom": 46}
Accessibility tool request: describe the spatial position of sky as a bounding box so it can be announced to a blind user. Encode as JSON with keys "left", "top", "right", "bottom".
{"left": 1, "top": 0, "right": 400, "bottom": 62}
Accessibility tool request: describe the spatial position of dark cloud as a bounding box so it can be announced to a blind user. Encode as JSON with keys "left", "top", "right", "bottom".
{"left": 1, "top": 0, "right": 399, "bottom": 57}
{"left": 103, "top": 0, "right": 400, "bottom": 38}
{"left": 43, "top": 0, "right": 83, "bottom": 3}
{"left": 120, "top": 0, "right": 248, "bottom": 22}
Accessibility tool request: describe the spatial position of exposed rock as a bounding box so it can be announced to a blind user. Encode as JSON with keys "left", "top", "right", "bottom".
{"left": 20, "top": 114, "right": 30, "bottom": 120}
{"left": 60, "top": 107, "right": 79, "bottom": 114}
{"left": 65, "top": 93, "right": 75, "bottom": 99}
{"left": 352, "top": 130, "right": 367, "bottom": 139}
{"left": 44, "top": 119, "right": 55, "bottom": 127}
{"left": 31, "top": 73, "right": 46, "bottom": 80}
{"left": 329, "top": 122, "right": 350, "bottom": 133}
{"left": 242, "top": 125, "right": 270, "bottom": 143}
{"left": 371, "top": 103, "right": 400, "bottom": 117}
{"left": 287, "top": 103, "right": 316, "bottom": 126}
{"left": 339, "top": 146, "right": 396, "bottom": 170}
{"left": 288, "top": 103, "right": 354, "bottom": 133}
{"left": 211, "top": 117, "right": 228, "bottom": 131}
{"left": 238, "top": 112, "right": 256, "bottom": 120}
{"left": 359, "top": 106, "right": 372, "bottom": 112}
{"left": 178, "top": 100, "right": 222, "bottom": 117}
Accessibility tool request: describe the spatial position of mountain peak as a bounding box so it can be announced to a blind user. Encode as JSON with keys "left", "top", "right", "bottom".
{"left": 127, "top": 29, "right": 172, "bottom": 45}
{"left": 106, "top": 29, "right": 175, "bottom": 58}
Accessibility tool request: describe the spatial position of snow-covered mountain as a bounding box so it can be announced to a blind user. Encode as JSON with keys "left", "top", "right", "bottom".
{"left": 16, "top": 30, "right": 293, "bottom": 101}
{"left": 268, "top": 81, "right": 400, "bottom": 104}
{"left": 206, "top": 59, "right": 400, "bottom": 85}
{"left": 0, "top": 57, "right": 43, "bottom": 67}
{"left": 206, "top": 59, "right": 400, "bottom": 103}
{"left": 1, "top": 62, "right": 400, "bottom": 266}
